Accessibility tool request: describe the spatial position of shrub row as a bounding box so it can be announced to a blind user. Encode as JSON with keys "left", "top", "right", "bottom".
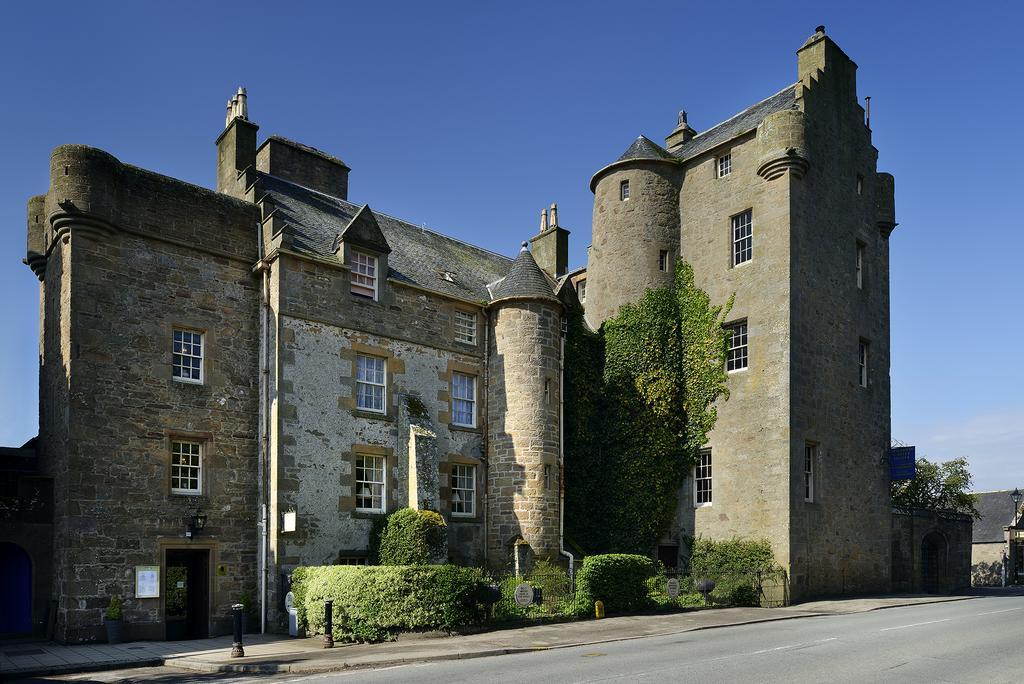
{"left": 575, "top": 554, "right": 657, "bottom": 614}
{"left": 291, "top": 565, "right": 484, "bottom": 642}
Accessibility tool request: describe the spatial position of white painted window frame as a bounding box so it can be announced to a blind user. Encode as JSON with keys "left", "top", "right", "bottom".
{"left": 694, "top": 448, "right": 712, "bottom": 507}
{"left": 450, "top": 463, "right": 476, "bottom": 517}
{"left": 732, "top": 210, "right": 753, "bottom": 266}
{"left": 351, "top": 251, "right": 378, "bottom": 300}
{"left": 454, "top": 310, "right": 477, "bottom": 345}
{"left": 171, "top": 441, "right": 202, "bottom": 495}
{"left": 718, "top": 153, "right": 732, "bottom": 178}
{"left": 451, "top": 372, "right": 477, "bottom": 428}
{"left": 620, "top": 179, "right": 630, "bottom": 201}
{"left": 726, "top": 321, "right": 748, "bottom": 372}
{"left": 355, "top": 454, "right": 386, "bottom": 514}
{"left": 355, "top": 355, "right": 387, "bottom": 413}
{"left": 172, "top": 329, "right": 204, "bottom": 384}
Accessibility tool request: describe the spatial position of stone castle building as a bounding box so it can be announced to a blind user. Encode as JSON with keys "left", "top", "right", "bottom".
{"left": 4, "top": 27, "right": 901, "bottom": 641}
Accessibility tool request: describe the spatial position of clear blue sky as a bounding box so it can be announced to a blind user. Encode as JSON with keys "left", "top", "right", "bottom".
{"left": 1, "top": 1, "right": 1020, "bottom": 491}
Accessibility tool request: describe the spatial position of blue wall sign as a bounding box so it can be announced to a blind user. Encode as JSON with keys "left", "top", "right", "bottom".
{"left": 889, "top": 446, "right": 916, "bottom": 480}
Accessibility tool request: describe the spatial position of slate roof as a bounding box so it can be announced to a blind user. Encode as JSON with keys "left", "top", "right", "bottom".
{"left": 258, "top": 172, "right": 512, "bottom": 302}
{"left": 488, "top": 243, "right": 559, "bottom": 303}
{"left": 616, "top": 135, "right": 677, "bottom": 163}
{"left": 670, "top": 85, "right": 799, "bottom": 162}
{"left": 972, "top": 490, "right": 1022, "bottom": 543}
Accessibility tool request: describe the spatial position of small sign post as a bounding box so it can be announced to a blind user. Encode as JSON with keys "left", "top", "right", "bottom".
{"left": 889, "top": 446, "right": 916, "bottom": 480}
{"left": 666, "top": 577, "right": 680, "bottom": 600}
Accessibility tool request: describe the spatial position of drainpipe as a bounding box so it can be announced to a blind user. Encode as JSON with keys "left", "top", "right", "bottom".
{"left": 482, "top": 307, "right": 490, "bottom": 568}
{"left": 255, "top": 222, "right": 270, "bottom": 634}
{"left": 558, "top": 327, "right": 574, "bottom": 576}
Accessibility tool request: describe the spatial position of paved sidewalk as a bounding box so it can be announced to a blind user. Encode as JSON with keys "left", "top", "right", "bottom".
{"left": 0, "top": 593, "right": 979, "bottom": 678}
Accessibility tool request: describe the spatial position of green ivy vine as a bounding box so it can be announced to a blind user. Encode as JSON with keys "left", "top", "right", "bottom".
{"left": 565, "top": 261, "right": 733, "bottom": 554}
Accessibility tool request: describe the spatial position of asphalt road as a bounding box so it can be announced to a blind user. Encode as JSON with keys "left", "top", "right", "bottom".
{"left": 29, "top": 594, "right": 1024, "bottom": 684}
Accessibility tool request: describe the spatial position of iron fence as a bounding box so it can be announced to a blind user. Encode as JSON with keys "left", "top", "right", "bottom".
{"left": 480, "top": 564, "right": 788, "bottom": 625}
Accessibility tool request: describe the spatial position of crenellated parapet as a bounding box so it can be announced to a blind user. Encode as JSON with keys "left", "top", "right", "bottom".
{"left": 875, "top": 172, "right": 897, "bottom": 237}
{"left": 756, "top": 108, "right": 809, "bottom": 181}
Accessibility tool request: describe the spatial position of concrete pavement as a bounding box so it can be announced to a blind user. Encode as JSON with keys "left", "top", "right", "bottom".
{"left": 0, "top": 593, "right": 994, "bottom": 679}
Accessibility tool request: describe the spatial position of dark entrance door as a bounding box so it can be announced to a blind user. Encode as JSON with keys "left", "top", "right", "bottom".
{"left": 0, "top": 542, "right": 32, "bottom": 635}
{"left": 921, "top": 532, "right": 945, "bottom": 594}
{"left": 165, "top": 549, "right": 209, "bottom": 640}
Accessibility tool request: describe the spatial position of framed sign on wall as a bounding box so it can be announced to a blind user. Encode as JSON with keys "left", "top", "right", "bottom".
{"left": 135, "top": 565, "right": 160, "bottom": 599}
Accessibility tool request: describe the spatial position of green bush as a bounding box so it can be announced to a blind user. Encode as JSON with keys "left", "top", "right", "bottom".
{"left": 377, "top": 508, "right": 447, "bottom": 565}
{"left": 575, "top": 554, "right": 657, "bottom": 614}
{"left": 292, "top": 564, "right": 484, "bottom": 642}
{"left": 105, "top": 595, "right": 123, "bottom": 621}
{"left": 688, "top": 537, "right": 778, "bottom": 606}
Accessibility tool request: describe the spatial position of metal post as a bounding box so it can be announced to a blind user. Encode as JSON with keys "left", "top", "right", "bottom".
{"left": 230, "top": 603, "right": 245, "bottom": 658}
{"left": 322, "top": 600, "right": 334, "bottom": 648}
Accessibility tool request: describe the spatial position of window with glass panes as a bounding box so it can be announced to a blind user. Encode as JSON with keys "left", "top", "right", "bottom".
{"left": 620, "top": 180, "right": 630, "bottom": 200}
{"left": 718, "top": 153, "right": 732, "bottom": 178}
{"left": 856, "top": 242, "right": 865, "bottom": 289}
{"left": 659, "top": 250, "right": 669, "bottom": 271}
{"left": 695, "top": 449, "right": 712, "bottom": 505}
{"left": 858, "top": 341, "right": 869, "bottom": 387}
{"left": 578, "top": 279, "right": 586, "bottom": 302}
{"left": 726, "top": 322, "right": 748, "bottom": 371}
{"left": 452, "top": 372, "right": 476, "bottom": 427}
{"left": 172, "top": 330, "right": 203, "bottom": 383}
{"left": 454, "top": 311, "right": 476, "bottom": 344}
{"left": 171, "top": 441, "right": 201, "bottom": 494}
{"left": 355, "top": 455, "right": 385, "bottom": 512}
{"left": 356, "top": 355, "right": 386, "bottom": 413}
{"left": 804, "top": 443, "right": 816, "bottom": 502}
{"left": 351, "top": 251, "right": 378, "bottom": 299}
{"left": 451, "top": 464, "right": 476, "bottom": 516}
{"left": 732, "top": 210, "right": 752, "bottom": 265}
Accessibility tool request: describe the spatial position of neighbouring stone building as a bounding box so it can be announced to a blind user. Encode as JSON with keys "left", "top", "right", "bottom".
{"left": 3, "top": 27, "right": 925, "bottom": 642}
{"left": 969, "top": 489, "right": 1023, "bottom": 586}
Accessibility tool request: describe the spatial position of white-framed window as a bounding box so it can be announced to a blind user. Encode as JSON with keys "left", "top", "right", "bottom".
{"left": 858, "top": 340, "right": 869, "bottom": 388}
{"left": 726, "top": 322, "right": 748, "bottom": 372}
{"left": 856, "top": 241, "right": 865, "bottom": 290}
{"left": 732, "top": 210, "right": 752, "bottom": 266}
{"left": 355, "top": 454, "right": 385, "bottom": 513}
{"left": 172, "top": 329, "right": 203, "bottom": 384}
{"left": 171, "top": 441, "right": 202, "bottom": 495}
{"left": 620, "top": 180, "right": 630, "bottom": 201}
{"left": 717, "top": 153, "right": 732, "bottom": 178}
{"left": 452, "top": 372, "right": 476, "bottom": 427}
{"left": 694, "top": 449, "right": 712, "bottom": 506}
{"left": 804, "top": 442, "right": 816, "bottom": 502}
{"left": 659, "top": 250, "right": 670, "bottom": 272}
{"left": 356, "top": 355, "right": 386, "bottom": 413}
{"left": 351, "top": 251, "right": 378, "bottom": 300}
{"left": 578, "top": 279, "right": 587, "bottom": 302}
{"left": 454, "top": 310, "right": 477, "bottom": 345}
{"left": 451, "top": 464, "right": 476, "bottom": 517}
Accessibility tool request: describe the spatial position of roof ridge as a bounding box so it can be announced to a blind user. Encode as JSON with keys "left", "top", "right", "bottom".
{"left": 682, "top": 83, "right": 797, "bottom": 147}
{"left": 258, "top": 172, "right": 513, "bottom": 263}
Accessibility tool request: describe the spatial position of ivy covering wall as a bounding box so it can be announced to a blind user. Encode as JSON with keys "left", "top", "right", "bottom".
{"left": 565, "top": 261, "right": 733, "bottom": 554}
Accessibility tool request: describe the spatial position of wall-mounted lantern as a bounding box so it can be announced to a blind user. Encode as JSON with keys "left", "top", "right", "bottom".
{"left": 185, "top": 507, "right": 207, "bottom": 538}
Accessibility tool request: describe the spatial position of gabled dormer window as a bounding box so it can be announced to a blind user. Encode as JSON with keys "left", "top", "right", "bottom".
{"left": 351, "top": 251, "right": 378, "bottom": 300}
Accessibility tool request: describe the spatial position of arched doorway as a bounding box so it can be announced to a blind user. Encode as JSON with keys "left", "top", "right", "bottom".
{"left": 921, "top": 531, "right": 947, "bottom": 594}
{"left": 0, "top": 542, "right": 32, "bottom": 634}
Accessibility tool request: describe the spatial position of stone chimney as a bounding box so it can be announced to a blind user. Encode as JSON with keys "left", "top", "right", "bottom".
{"left": 256, "top": 136, "right": 350, "bottom": 200}
{"left": 215, "top": 86, "right": 258, "bottom": 200}
{"left": 528, "top": 202, "right": 569, "bottom": 278}
{"left": 665, "top": 110, "right": 697, "bottom": 152}
{"left": 797, "top": 25, "right": 859, "bottom": 104}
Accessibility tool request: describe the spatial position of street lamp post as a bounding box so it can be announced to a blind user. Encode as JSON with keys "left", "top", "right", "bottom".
{"left": 1010, "top": 489, "right": 1022, "bottom": 585}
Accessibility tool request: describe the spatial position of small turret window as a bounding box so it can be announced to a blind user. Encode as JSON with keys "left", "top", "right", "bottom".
{"left": 578, "top": 279, "right": 587, "bottom": 302}
{"left": 620, "top": 180, "right": 630, "bottom": 201}
{"left": 659, "top": 250, "right": 670, "bottom": 272}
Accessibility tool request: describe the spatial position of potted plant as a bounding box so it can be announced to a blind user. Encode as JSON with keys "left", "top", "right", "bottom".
{"left": 104, "top": 596, "right": 124, "bottom": 644}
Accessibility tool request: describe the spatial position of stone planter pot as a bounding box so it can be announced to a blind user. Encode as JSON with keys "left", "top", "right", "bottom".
{"left": 105, "top": 618, "right": 123, "bottom": 644}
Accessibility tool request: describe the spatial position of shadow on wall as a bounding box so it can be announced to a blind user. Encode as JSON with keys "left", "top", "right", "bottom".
{"left": 972, "top": 560, "right": 1004, "bottom": 587}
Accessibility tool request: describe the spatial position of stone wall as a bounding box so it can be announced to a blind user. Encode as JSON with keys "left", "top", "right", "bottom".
{"left": 787, "top": 37, "right": 893, "bottom": 598}
{"left": 675, "top": 128, "right": 794, "bottom": 576}
{"left": 972, "top": 541, "right": 1006, "bottom": 587}
{"left": 486, "top": 300, "right": 562, "bottom": 569}
{"left": 891, "top": 509, "right": 972, "bottom": 593}
{"left": 31, "top": 147, "right": 262, "bottom": 642}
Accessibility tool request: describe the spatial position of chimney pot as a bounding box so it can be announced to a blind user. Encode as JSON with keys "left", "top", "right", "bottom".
{"left": 540, "top": 209, "right": 548, "bottom": 232}
{"left": 815, "top": 25, "right": 825, "bottom": 34}
{"left": 549, "top": 203, "right": 558, "bottom": 227}
{"left": 520, "top": 241, "right": 529, "bottom": 251}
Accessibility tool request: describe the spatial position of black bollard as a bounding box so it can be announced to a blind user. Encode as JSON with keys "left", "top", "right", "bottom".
{"left": 230, "top": 603, "right": 245, "bottom": 657}
{"left": 322, "top": 599, "right": 334, "bottom": 648}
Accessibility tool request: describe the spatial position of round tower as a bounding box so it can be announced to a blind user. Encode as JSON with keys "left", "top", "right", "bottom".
{"left": 585, "top": 135, "right": 682, "bottom": 329}
{"left": 486, "top": 244, "right": 563, "bottom": 570}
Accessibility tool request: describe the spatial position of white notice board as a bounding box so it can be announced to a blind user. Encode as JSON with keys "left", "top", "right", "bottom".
{"left": 136, "top": 565, "right": 160, "bottom": 598}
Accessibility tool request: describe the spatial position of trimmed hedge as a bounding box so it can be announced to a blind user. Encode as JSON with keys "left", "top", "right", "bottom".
{"left": 575, "top": 553, "right": 657, "bottom": 614}
{"left": 377, "top": 508, "right": 447, "bottom": 565}
{"left": 291, "top": 565, "right": 484, "bottom": 642}
{"left": 688, "top": 537, "right": 777, "bottom": 606}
